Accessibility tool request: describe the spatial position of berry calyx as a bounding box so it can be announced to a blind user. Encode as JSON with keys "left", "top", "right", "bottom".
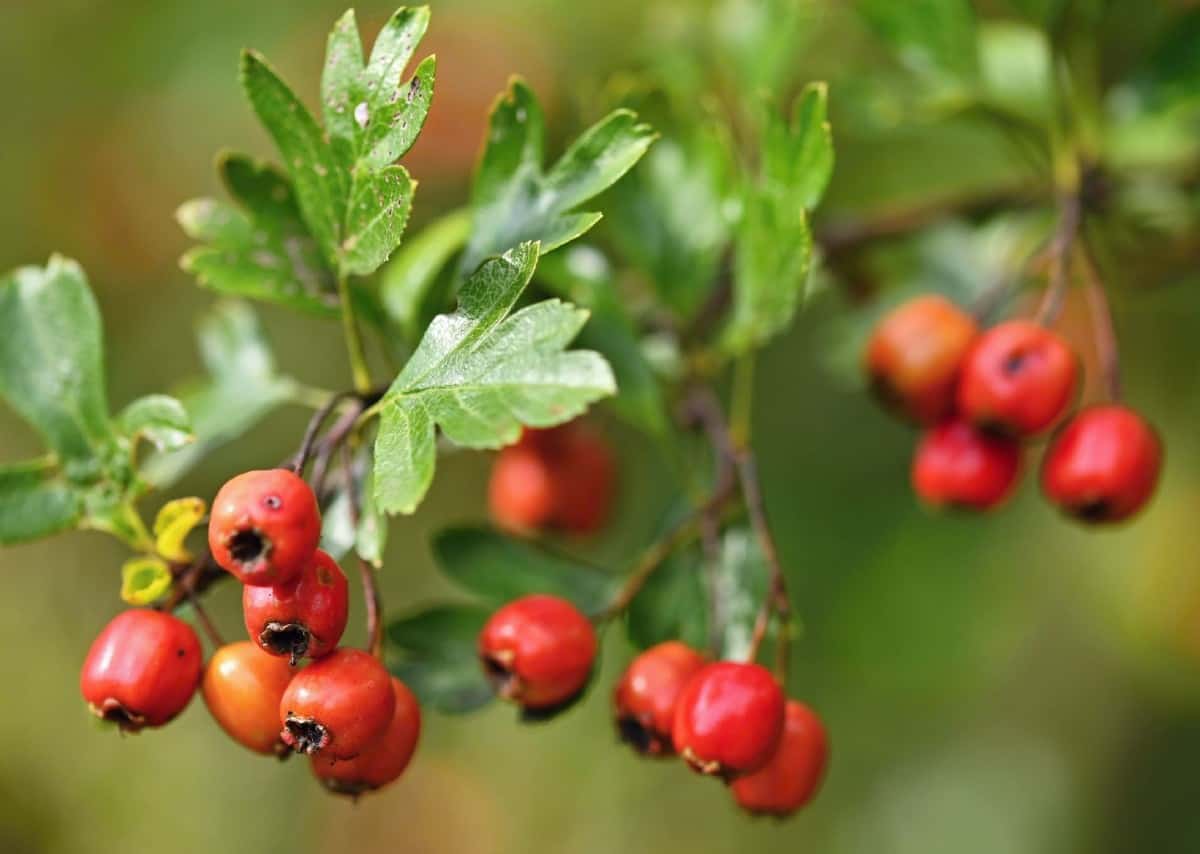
{"left": 865, "top": 295, "right": 978, "bottom": 424}
{"left": 243, "top": 549, "right": 348, "bottom": 663}
{"left": 478, "top": 594, "right": 597, "bottom": 712}
{"left": 488, "top": 444, "right": 556, "bottom": 533}
{"left": 279, "top": 648, "right": 394, "bottom": 760}
{"left": 202, "top": 641, "right": 297, "bottom": 756}
{"left": 1041, "top": 404, "right": 1162, "bottom": 523}
{"left": 731, "top": 700, "right": 829, "bottom": 817}
{"left": 613, "top": 641, "right": 707, "bottom": 757}
{"left": 209, "top": 469, "right": 321, "bottom": 586}
{"left": 957, "top": 320, "right": 1079, "bottom": 437}
{"left": 912, "top": 418, "right": 1021, "bottom": 510}
{"left": 672, "top": 661, "right": 786, "bottom": 779}
{"left": 80, "top": 609, "right": 202, "bottom": 732}
{"left": 311, "top": 678, "right": 422, "bottom": 797}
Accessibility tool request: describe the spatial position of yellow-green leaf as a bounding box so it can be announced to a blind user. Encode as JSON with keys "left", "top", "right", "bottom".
{"left": 153, "top": 497, "right": 207, "bottom": 562}
{"left": 121, "top": 557, "right": 173, "bottom": 606}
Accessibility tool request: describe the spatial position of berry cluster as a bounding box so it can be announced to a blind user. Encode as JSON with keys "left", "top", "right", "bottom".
{"left": 80, "top": 469, "right": 419, "bottom": 798}
{"left": 866, "top": 295, "right": 1162, "bottom": 521}
{"left": 477, "top": 595, "right": 828, "bottom": 818}
{"left": 489, "top": 423, "right": 616, "bottom": 535}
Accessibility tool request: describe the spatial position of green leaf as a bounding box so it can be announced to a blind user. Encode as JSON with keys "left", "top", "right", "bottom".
{"left": 372, "top": 243, "right": 615, "bottom": 515}
{"left": 536, "top": 246, "right": 668, "bottom": 434}
{"left": 432, "top": 525, "right": 618, "bottom": 615}
{"left": 379, "top": 208, "right": 471, "bottom": 342}
{"left": 386, "top": 604, "right": 494, "bottom": 714}
{"left": 340, "top": 164, "right": 416, "bottom": 276}
{"left": 625, "top": 542, "right": 710, "bottom": 651}
{"left": 177, "top": 153, "right": 338, "bottom": 315}
{"left": 763, "top": 83, "right": 834, "bottom": 210}
{"left": 322, "top": 7, "right": 436, "bottom": 173}
{"left": 604, "top": 129, "right": 733, "bottom": 317}
{"left": 240, "top": 50, "right": 348, "bottom": 267}
{"left": 0, "top": 458, "right": 82, "bottom": 545}
{"left": 0, "top": 256, "right": 113, "bottom": 460}
{"left": 458, "top": 79, "right": 656, "bottom": 278}
{"left": 356, "top": 465, "right": 387, "bottom": 567}
{"left": 119, "top": 395, "right": 193, "bottom": 453}
{"left": 120, "top": 556, "right": 173, "bottom": 606}
{"left": 711, "top": 527, "right": 770, "bottom": 661}
{"left": 141, "top": 302, "right": 295, "bottom": 487}
{"left": 858, "top": 0, "right": 978, "bottom": 84}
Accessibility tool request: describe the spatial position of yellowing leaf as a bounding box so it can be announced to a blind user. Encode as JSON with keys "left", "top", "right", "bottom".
{"left": 153, "top": 497, "right": 207, "bottom": 562}
{"left": 121, "top": 557, "right": 173, "bottom": 606}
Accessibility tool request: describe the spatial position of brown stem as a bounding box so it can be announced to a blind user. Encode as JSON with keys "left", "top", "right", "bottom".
{"left": 186, "top": 588, "right": 225, "bottom": 648}
{"left": 1034, "top": 193, "right": 1082, "bottom": 326}
{"left": 1078, "top": 242, "right": 1123, "bottom": 401}
{"left": 289, "top": 391, "right": 355, "bottom": 474}
{"left": 341, "top": 445, "right": 384, "bottom": 659}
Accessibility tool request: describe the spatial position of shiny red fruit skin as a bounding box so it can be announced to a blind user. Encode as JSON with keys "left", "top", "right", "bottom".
{"left": 488, "top": 445, "right": 556, "bottom": 534}
{"left": 912, "top": 418, "right": 1021, "bottom": 510}
{"left": 957, "top": 320, "right": 1079, "bottom": 437}
{"left": 279, "top": 648, "right": 395, "bottom": 760}
{"left": 312, "top": 678, "right": 422, "bottom": 796}
{"left": 613, "top": 641, "right": 707, "bottom": 757}
{"left": 478, "top": 594, "right": 597, "bottom": 710}
{"left": 1041, "top": 405, "right": 1162, "bottom": 523}
{"left": 672, "top": 662, "right": 786, "bottom": 778}
{"left": 865, "top": 295, "right": 979, "bottom": 424}
{"left": 80, "top": 609, "right": 202, "bottom": 731}
{"left": 243, "top": 549, "right": 348, "bottom": 662}
{"left": 209, "top": 469, "right": 321, "bottom": 586}
{"left": 731, "top": 701, "right": 829, "bottom": 816}
{"left": 202, "top": 641, "right": 297, "bottom": 755}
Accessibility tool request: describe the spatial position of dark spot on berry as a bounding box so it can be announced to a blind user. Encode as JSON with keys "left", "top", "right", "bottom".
{"left": 260, "top": 621, "right": 311, "bottom": 665}
{"left": 1002, "top": 349, "right": 1027, "bottom": 376}
{"left": 227, "top": 528, "right": 268, "bottom": 566}
{"left": 264, "top": 494, "right": 282, "bottom": 510}
{"left": 177, "top": 648, "right": 185, "bottom": 657}
{"left": 617, "top": 715, "right": 667, "bottom": 756}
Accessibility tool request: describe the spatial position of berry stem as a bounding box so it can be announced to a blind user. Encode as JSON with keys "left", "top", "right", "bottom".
{"left": 1033, "top": 192, "right": 1082, "bottom": 326}
{"left": 341, "top": 445, "right": 385, "bottom": 659}
{"left": 337, "top": 273, "right": 373, "bottom": 395}
{"left": 290, "top": 391, "right": 356, "bottom": 475}
{"left": 1078, "top": 241, "right": 1123, "bottom": 401}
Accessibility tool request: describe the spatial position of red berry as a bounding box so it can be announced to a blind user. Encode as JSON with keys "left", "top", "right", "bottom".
{"left": 478, "top": 594, "right": 597, "bottom": 711}
{"left": 613, "top": 641, "right": 707, "bottom": 757}
{"left": 311, "top": 678, "right": 422, "bottom": 797}
{"left": 243, "top": 549, "right": 348, "bottom": 663}
{"left": 488, "top": 444, "right": 556, "bottom": 534}
{"left": 279, "top": 648, "right": 395, "bottom": 760}
{"left": 912, "top": 418, "right": 1021, "bottom": 510}
{"left": 1041, "top": 404, "right": 1162, "bottom": 523}
{"left": 957, "top": 320, "right": 1078, "bottom": 437}
{"left": 865, "top": 295, "right": 978, "bottom": 424}
{"left": 672, "top": 662, "right": 786, "bottom": 779}
{"left": 209, "top": 469, "right": 321, "bottom": 586}
{"left": 550, "top": 424, "right": 616, "bottom": 534}
{"left": 80, "top": 609, "right": 202, "bottom": 732}
{"left": 202, "top": 641, "right": 297, "bottom": 755}
{"left": 731, "top": 700, "right": 829, "bottom": 817}
{"left": 488, "top": 422, "right": 617, "bottom": 536}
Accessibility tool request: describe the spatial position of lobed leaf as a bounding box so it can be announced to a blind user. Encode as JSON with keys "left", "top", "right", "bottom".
{"left": 119, "top": 395, "right": 193, "bottom": 453}
{"left": 178, "top": 153, "right": 338, "bottom": 315}
{"left": 372, "top": 243, "right": 615, "bottom": 514}
{"left": 431, "top": 525, "right": 619, "bottom": 616}
{"left": 379, "top": 208, "right": 471, "bottom": 342}
{"left": 458, "top": 79, "right": 656, "bottom": 278}
{"left": 0, "top": 459, "right": 82, "bottom": 545}
{"left": 340, "top": 164, "right": 416, "bottom": 277}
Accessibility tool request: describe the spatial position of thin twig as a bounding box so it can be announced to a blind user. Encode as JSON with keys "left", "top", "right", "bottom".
{"left": 341, "top": 445, "right": 384, "bottom": 659}
{"left": 1034, "top": 193, "right": 1082, "bottom": 325}
{"left": 1077, "top": 241, "right": 1123, "bottom": 401}
{"left": 185, "top": 587, "right": 225, "bottom": 648}
{"left": 289, "top": 391, "right": 354, "bottom": 474}
{"left": 162, "top": 556, "right": 227, "bottom": 613}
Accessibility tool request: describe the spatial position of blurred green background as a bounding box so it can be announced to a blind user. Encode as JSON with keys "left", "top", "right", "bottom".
{"left": 2, "top": 1, "right": 1200, "bottom": 852}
